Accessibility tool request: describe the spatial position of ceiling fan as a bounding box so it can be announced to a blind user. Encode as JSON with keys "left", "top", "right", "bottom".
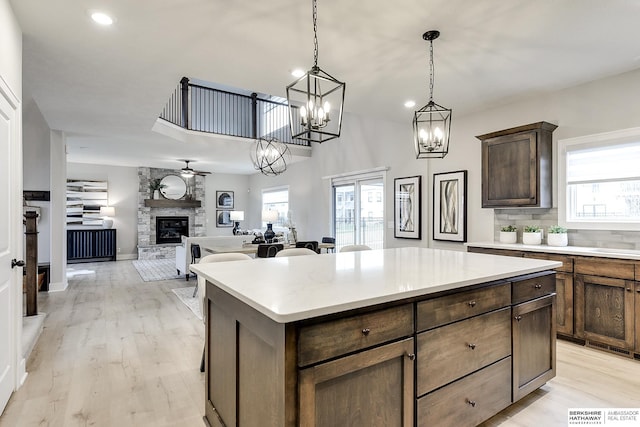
{"left": 179, "top": 160, "right": 211, "bottom": 177}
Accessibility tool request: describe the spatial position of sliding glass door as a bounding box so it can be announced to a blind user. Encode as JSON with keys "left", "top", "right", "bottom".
{"left": 333, "top": 175, "right": 384, "bottom": 250}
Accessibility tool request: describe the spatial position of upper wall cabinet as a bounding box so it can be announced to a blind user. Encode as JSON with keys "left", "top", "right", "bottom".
{"left": 476, "top": 122, "right": 557, "bottom": 208}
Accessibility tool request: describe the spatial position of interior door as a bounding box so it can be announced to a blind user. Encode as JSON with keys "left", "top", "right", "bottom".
{"left": 0, "top": 85, "right": 19, "bottom": 414}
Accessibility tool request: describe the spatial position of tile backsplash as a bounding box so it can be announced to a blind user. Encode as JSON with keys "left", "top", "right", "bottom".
{"left": 494, "top": 208, "right": 640, "bottom": 250}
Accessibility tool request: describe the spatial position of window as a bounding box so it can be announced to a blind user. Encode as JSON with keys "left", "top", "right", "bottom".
{"left": 262, "top": 186, "right": 289, "bottom": 227}
{"left": 558, "top": 128, "right": 640, "bottom": 231}
{"left": 330, "top": 169, "right": 386, "bottom": 250}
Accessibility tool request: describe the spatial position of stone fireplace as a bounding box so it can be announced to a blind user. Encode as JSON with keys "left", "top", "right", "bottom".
{"left": 137, "top": 167, "right": 206, "bottom": 259}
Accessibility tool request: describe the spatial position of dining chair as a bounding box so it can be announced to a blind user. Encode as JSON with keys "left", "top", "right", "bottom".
{"left": 275, "top": 248, "right": 318, "bottom": 257}
{"left": 256, "top": 243, "right": 284, "bottom": 258}
{"left": 340, "top": 244, "right": 372, "bottom": 252}
{"left": 187, "top": 243, "right": 201, "bottom": 281}
{"left": 321, "top": 236, "right": 336, "bottom": 253}
{"left": 194, "top": 252, "right": 252, "bottom": 371}
{"left": 295, "top": 241, "right": 319, "bottom": 253}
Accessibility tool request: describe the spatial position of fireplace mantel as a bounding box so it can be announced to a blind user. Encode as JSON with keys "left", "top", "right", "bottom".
{"left": 144, "top": 199, "right": 201, "bottom": 208}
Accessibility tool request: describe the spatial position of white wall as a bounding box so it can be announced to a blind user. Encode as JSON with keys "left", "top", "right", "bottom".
{"left": 433, "top": 66, "right": 640, "bottom": 248}
{"left": 22, "top": 98, "right": 51, "bottom": 262}
{"left": 204, "top": 173, "right": 250, "bottom": 235}
{"left": 248, "top": 111, "right": 427, "bottom": 246}
{"left": 49, "top": 131, "right": 67, "bottom": 290}
{"left": 67, "top": 163, "right": 139, "bottom": 260}
{"left": 246, "top": 67, "right": 640, "bottom": 250}
{"left": 0, "top": 0, "right": 21, "bottom": 96}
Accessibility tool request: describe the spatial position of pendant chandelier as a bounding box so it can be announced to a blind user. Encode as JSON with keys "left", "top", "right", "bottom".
{"left": 286, "top": 0, "right": 345, "bottom": 144}
{"left": 413, "top": 30, "right": 451, "bottom": 159}
{"left": 250, "top": 137, "right": 291, "bottom": 176}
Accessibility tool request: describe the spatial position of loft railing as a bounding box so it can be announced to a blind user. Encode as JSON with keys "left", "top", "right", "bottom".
{"left": 160, "top": 77, "right": 309, "bottom": 146}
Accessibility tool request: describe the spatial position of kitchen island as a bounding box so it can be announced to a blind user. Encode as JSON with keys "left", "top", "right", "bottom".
{"left": 191, "top": 247, "right": 561, "bottom": 427}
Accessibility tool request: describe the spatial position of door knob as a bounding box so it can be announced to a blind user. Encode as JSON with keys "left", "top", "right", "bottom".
{"left": 11, "top": 259, "right": 25, "bottom": 268}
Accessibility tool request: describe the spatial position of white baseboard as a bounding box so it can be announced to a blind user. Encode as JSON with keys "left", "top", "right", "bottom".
{"left": 17, "top": 358, "right": 27, "bottom": 388}
{"left": 117, "top": 254, "right": 137, "bottom": 261}
{"left": 48, "top": 280, "right": 68, "bottom": 292}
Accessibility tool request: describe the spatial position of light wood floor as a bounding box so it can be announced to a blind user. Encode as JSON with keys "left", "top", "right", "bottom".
{"left": 0, "top": 261, "right": 205, "bottom": 427}
{"left": 1, "top": 260, "right": 639, "bottom": 427}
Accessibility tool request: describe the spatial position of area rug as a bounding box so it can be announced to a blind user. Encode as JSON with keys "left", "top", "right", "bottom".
{"left": 171, "top": 286, "right": 202, "bottom": 320}
{"left": 132, "top": 259, "right": 181, "bottom": 282}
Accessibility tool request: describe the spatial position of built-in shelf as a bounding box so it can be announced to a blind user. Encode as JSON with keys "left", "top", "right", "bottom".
{"left": 144, "top": 199, "right": 201, "bottom": 208}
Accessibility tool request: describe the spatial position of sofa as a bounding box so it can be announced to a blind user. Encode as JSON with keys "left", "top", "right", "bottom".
{"left": 175, "top": 235, "right": 250, "bottom": 280}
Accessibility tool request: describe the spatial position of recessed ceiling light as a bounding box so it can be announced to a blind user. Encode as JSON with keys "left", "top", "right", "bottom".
{"left": 91, "top": 12, "right": 114, "bottom": 26}
{"left": 291, "top": 69, "right": 305, "bottom": 78}
{"left": 404, "top": 100, "right": 416, "bottom": 108}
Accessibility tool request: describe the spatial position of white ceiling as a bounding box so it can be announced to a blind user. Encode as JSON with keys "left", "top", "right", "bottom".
{"left": 10, "top": 0, "right": 640, "bottom": 174}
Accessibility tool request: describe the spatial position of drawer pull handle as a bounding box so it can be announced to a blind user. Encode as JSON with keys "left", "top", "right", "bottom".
{"left": 626, "top": 288, "right": 632, "bottom": 292}
{"left": 534, "top": 284, "right": 542, "bottom": 289}
{"left": 466, "top": 399, "right": 476, "bottom": 408}
{"left": 515, "top": 315, "right": 523, "bottom": 321}
{"left": 406, "top": 353, "right": 416, "bottom": 361}
{"left": 468, "top": 301, "right": 477, "bottom": 307}
{"left": 362, "top": 328, "right": 371, "bottom": 336}
{"left": 467, "top": 343, "right": 476, "bottom": 350}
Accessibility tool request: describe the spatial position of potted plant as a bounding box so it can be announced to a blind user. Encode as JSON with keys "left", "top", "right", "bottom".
{"left": 499, "top": 225, "right": 518, "bottom": 244}
{"left": 522, "top": 225, "right": 542, "bottom": 245}
{"left": 149, "top": 178, "right": 166, "bottom": 199}
{"left": 547, "top": 225, "right": 568, "bottom": 246}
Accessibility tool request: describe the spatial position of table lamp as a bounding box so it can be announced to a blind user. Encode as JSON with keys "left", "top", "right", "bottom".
{"left": 261, "top": 209, "right": 279, "bottom": 243}
{"left": 230, "top": 210, "right": 244, "bottom": 235}
{"left": 100, "top": 206, "right": 115, "bottom": 229}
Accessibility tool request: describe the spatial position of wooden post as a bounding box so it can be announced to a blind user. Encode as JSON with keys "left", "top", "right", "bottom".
{"left": 24, "top": 211, "right": 38, "bottom": 316}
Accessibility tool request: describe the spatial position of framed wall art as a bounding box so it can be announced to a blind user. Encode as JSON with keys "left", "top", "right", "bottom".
{"left": 394, "top": 175, "right": 421, "bottom": 239}
{"left": 216, "top": 191, "right": 234, "bottom": 209}
{"left": 216, "top": 210, "right": 233, "bottom": 227}
{"left": 433, "top": 170, "right": 467, "bottom": 242}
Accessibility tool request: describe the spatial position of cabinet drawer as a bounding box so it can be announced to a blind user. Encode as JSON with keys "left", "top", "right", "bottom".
{"left": 416, "top": 308, "right": 511, "bottom": 395}
{"left": 298, "top": 304, "right": 414, "bottom": 367}
{"left": 523, "top": 252, "right": 573, "bottom": 273}
{"left": 575, "top": 257, "right": 635, "bottom": 280}
{"left": 467, "top": 247, "right": 524, "bottom": 258}
{"left": 417, "top": 357, "right": 512, "bottom": 427}
{"left": 417, "top": 283, "right": 510, "bottom": 331}
{"left": 512, "top": 273, "right": 555, "bottom": 304}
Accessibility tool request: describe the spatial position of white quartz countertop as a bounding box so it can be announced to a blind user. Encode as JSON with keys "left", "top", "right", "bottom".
{"left": 465, "top": 242, "right": 640, "bottom": 261}
{"left": 190, "top": 247, "right": 561, "bottom": 323}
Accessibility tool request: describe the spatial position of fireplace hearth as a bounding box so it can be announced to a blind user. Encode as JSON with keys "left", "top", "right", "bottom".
{"left": 156, "top": 216, "right": 189, "bottom": 244}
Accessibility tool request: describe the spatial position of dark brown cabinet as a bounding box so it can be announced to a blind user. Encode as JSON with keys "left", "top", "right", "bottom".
{"left": 468, "top": 247, "right": 574, "bottom": 337}
{"left": 523, "top": 252, "right": 574, "bottom": 336}
{"left": 477, "top": 122, "right": 557, "bottom": 208}
{"left": 299, "top": 338, "right": 414, "bottom": 427}
{"left": 636, "top": 282, "right": 640, "bottom": 354}
{"left": 512, "top": 293, "right": 556, "bottom": 401}
{"left": 468, "top": 245, "right": 640, "bottom": 359}
{"left": 205, "top": 267, "right": 557, "bottom": 427}
{"left": 575, "top": 274, "right": 635, "bottom": 350}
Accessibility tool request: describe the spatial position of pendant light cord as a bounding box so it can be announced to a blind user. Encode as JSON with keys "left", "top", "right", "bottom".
{"left": 312, "top": 0, "right": 319, "bottom": 68}
{"left": 428, "top": 39, "right": 434, "bottom": 103}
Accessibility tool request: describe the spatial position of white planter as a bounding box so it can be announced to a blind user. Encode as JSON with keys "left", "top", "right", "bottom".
{"left": 153, "top": 190, "right": 160, "bottom": 199}
{"left": 547, "top": 233, "right": 568, "bottom": 247}
{"left": 499, "top": 231, "right": 517, "bottom": 244}
{"left": 522, "top": 231, "right": 542, "bottom": 245}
